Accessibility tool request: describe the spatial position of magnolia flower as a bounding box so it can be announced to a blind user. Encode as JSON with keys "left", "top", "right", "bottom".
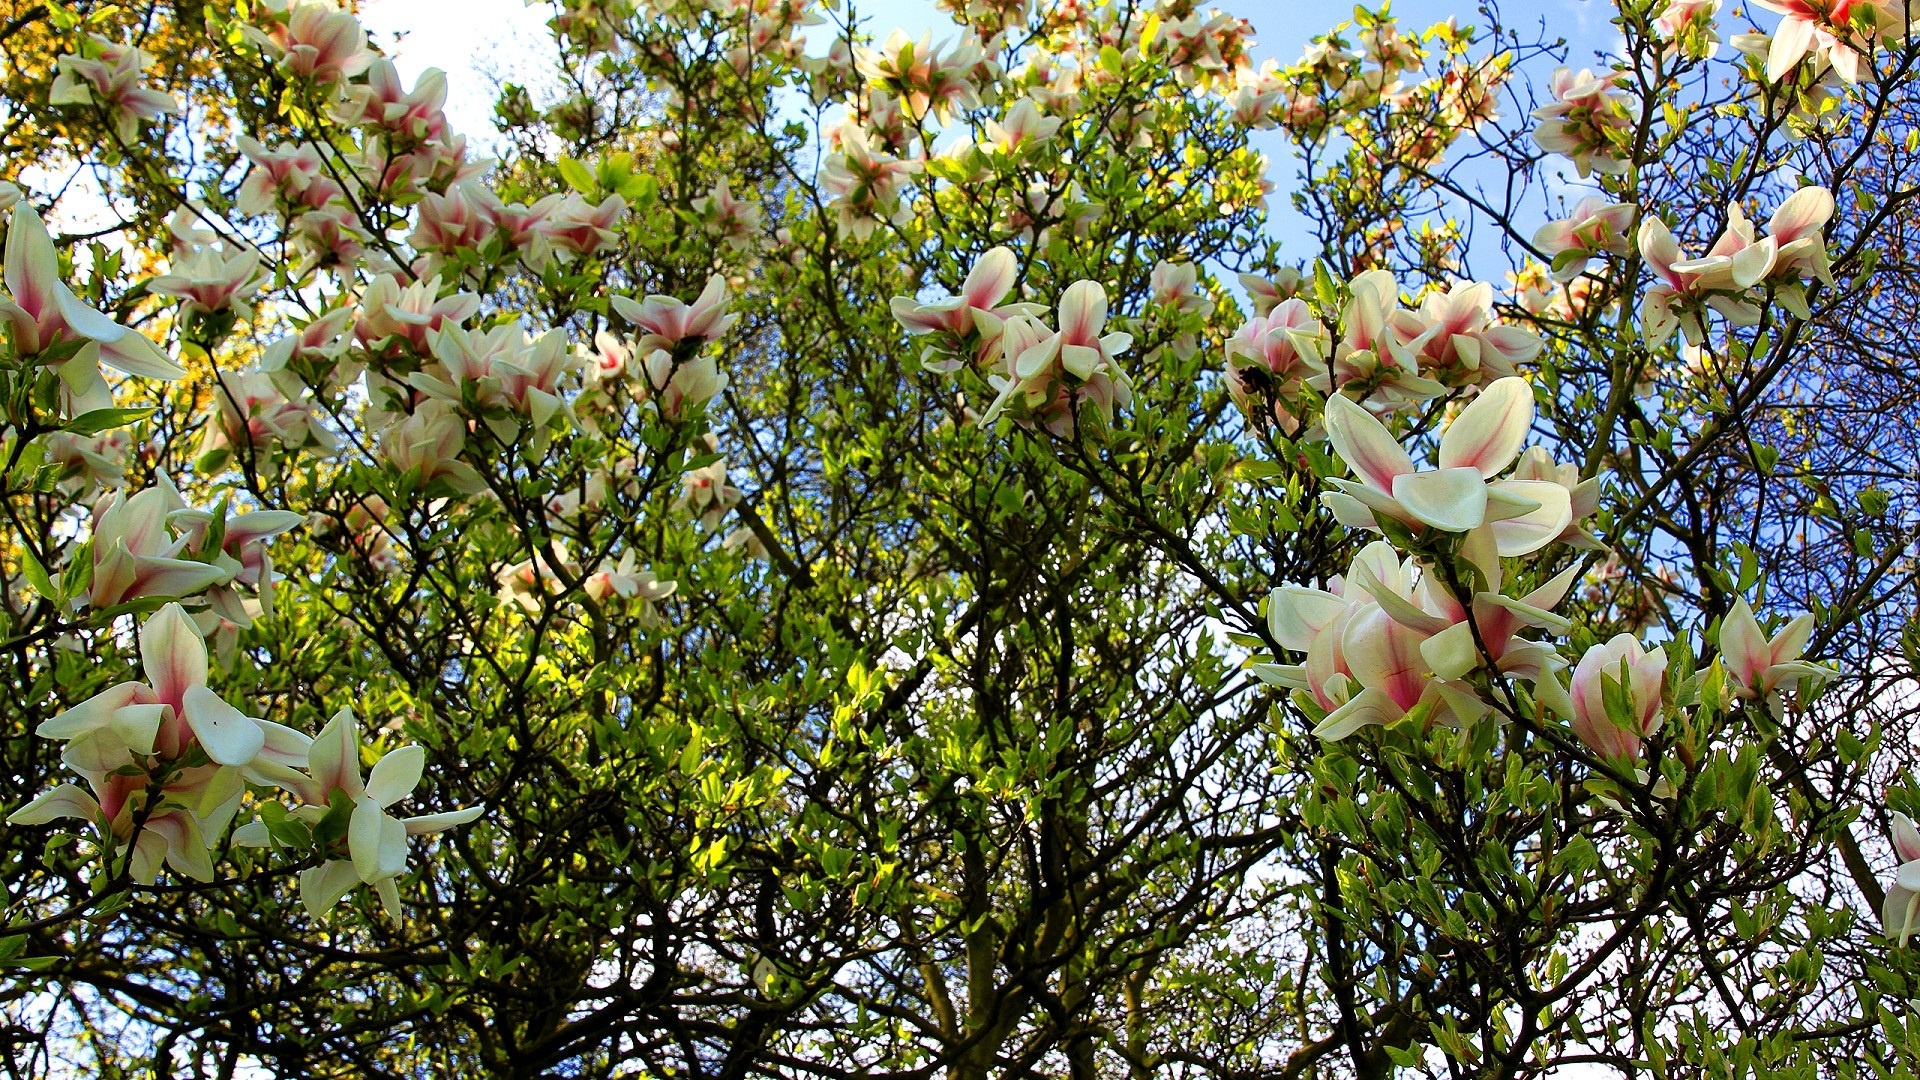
{"left": 855, "top": 29, "right": 983, "bottom": 122}
{"left": 332, "top": 59, "right": 449, "bottom": 140}
{"left": 583, "top": 551, "right": 678, "bottom": 626}
{"left": 1568, "top": 634, "right": 1668, "bottom": 760}
{"left": 170, "top": 505, "right": 305, "bottom": 629}
{"left": 356, "top": 274, "right": 480, "bottom": 352}
{"left": 150, "top": 245, "right": 264, "bottom": 317}
{"left": 1259, "top": 541, "right": 1493, "bottom": 740}
{"left": 980, "top": 280, "right": 1135, "bottom": 437}
{"left": 88, "top": 481, "right": 229, "bottom": 609}
{"left": 1638, "top": 189, "right": 1834, "bottom": 343}
{"left": 1357, "top": 525, "right": 1582, "bottom": 686}
{"left": 420, "top": 325, "right": 580, "bottom": 430}
{"left": 890, "top": 247, "right": 1045, "bottom": 373}
{"left": 1, "top": 205, "right": 184, "bottom": 413}
{"left": 692, "top": 180, "right": 762, "bottom": 250}
{"left": 612, "top": 275, "right": 737, "bottom": 355}
{"left": 1224, "top": 298, "right": 1326, "bottom": 427}
{"left": 244, "top": 708, "right": 481, "bottom": 919}
{"left": 1150, "top": 261, "right": 1216, "bottom": 316}
{"left": 1531, "top": 67, "right": 1634, "bottom": 177}
{"left": 1320, "top": 378, "right": 1574, "bottom": 557}
{"left": 1306, "top": 270, "right": 1442, "bottom": 411}
{"left": 1719, "top": 598, "right": 1830, "bottom": 700}
{"left": 820, "top": 128, "right": 920, "bottom": 240}
{"left": 1403, "top": 281, "right": 1543, "bottom": 386}
{"left": 543, "top": 193, "right": 628, "bottom": 256}
{"left": 259, "top": 307, "right": 355, "bottom": 392}
{"left": 496, "top": 543, "right": 576, "bottom": 612}
{"left": 1654, "top": 0, "right": 1721, "bottom": 56}
{"left": 45, "top": 428, "right": 131, "bottom": 495}
{"left": 378, "top": 401, "right": 487, "bottom": 495}
{"left": 1533, "top": 198, "right": 1637, "bottom": 282}
{"left": 1883, "top": 811, "right": 1920, "bottom": 945}
{"left": 1753, "top": 0, "right": 1891, "bottom": 83}
{"left": 985, "top": 98, "right": 1061, "bottom": 153}
{"left": 10, "top": 605, "right": 312, "bottom": 883}
{"left": 1507, "top": 446, "right": 1605, "bottom": 549}
{"left": 248, "top": 1, "right": 374, "bottom": 83}
{"left": 48, "top": 36, "right": 182, "bottom": 142}
{"left": 1238, "top": 269, "right": 1303, "bottom": 318}
{"left": 675, "top": 457, "right": 742, "bottom": 530}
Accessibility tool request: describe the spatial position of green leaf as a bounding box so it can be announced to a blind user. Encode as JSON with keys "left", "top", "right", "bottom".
{"left": 18, "top": 545, "right": 55, "bottom": 602}
{"left": 558, "top": 157, "right": 598, "bottom": 196}
{"left": 64, "top": 406, "right": 153, "bottom": 436}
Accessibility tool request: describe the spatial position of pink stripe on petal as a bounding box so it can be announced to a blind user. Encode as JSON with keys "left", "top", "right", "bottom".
{"left": 1439, "top": 377, "right": 1534, "bottom": 476}
{"left": 139, "top": 603, "right": 208, "bottom": 711}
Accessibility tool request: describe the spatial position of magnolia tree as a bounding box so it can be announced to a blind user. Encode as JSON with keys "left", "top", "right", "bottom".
{"left": 1, "top": 0, "right": 1918, "bottom": 1075}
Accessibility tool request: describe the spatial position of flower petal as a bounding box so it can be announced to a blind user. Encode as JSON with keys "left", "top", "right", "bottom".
{"left": 962, "top": 247, "right": 1017, "bottom": 308}
{"left": 1391, "top": 467, "right": 1489, "bottom": 532}
{"left": 402, "top": 805, "right": 484, "bottom": 835}
{"left": 140, "top": 603, "right": 208, "bottom": 709}
{"left": 365, "top": 744, "right": 425, "bottom": 808}
{"left": 1487, "top": 480, "right": 1573, "bottom": 556}
{"left": 7, "top": 783, "right": 102, "bottom": 826}
{"left": 180, "top": 684, "right": 266, "bottom": 766}
{"left": 1324, "top": 393, "right": 1413, "bottom": 492}
{"left": 300, "top": 859, "right": 361, "bottom": 917}
{"left": 1439, "top": 377, "right": 1534, "bottom": 477}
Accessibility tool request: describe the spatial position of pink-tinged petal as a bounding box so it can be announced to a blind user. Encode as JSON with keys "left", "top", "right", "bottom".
{"left": 140, "top": 603, "right": 207, "bottom": 710}
{"left": 151, "top": 812, "right": 214, "bottom": 882}
{"left": 1766, "top": 15, "right": 1814, "bottom": 82}
{"left": 1313, "top": 686, "right": 1399, "bottom": 740}
{"left": 1769, "top": 613, "right": 1815, "bottom": 664}
{"left": 124, "top": 555, "right": 229, "bottom": 602}
{"left": 1267, "top": 586, "right": 1348, "bottom": 652}
{"left": 1719, "top": 598, "right": 1769, "bottom": 689}
{"left": 890, "top": 296, "right": 952, "bottom": 334}
{"left": 1888, "top": 884, "right": 1920, "bottom": 945}
{"left": 1343, "top": 606, "right": 1431, "bottom": 710}
{"left": 1636, "top": 217, "right": 1682, "bottom": 281}
{"left": 1768, "top": 186, "right": 1833, "bottom": 244}
{"left": 55, "top": 292, "right": 185, "bottom": 379}
{"left": 1487, "top": 480, "right": 1572, "bottom": 557}
{"left": 5, "top": 204, "right": 60, "bottom": 320}
{"left": 299, "top": 859, "right": 360, "bottom": 917}
{"left": 1477, "top": 594, "right": 1573, "bottom": 635}
{"left": 1392, "top": 468, "right": 1489, "bottom": 532}
{"left": 37, "top": 682, "right": 145, "bottom": 740}
{"left": 1895, "top": 812, "right": 1920, "bottom": 864}
{"left": 962, "top": 247, "right": 1017, "bottom": 308}
{"left": 1350, "top": 541, "right": 1409, "bottom": 597}
{"left": 1439, "top": 377, "right": 1534, "bottom": 476}
{"left": 7, "top": 783, "right": 103, "bottom": 826}
{"left": 1057, "top": 280, "right": 1106, "bottom": 345}
{"left": 1324, "top": 393, "right": 1414, "bottom": 493}
{"left": 402, "top": 805, "right": 483, "bottom": 834}
{"left": 365, "top": 744, "right": 425, "bottom": 808}
{"left": 224, "top": 510, "right": 304, "bottom": 547}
